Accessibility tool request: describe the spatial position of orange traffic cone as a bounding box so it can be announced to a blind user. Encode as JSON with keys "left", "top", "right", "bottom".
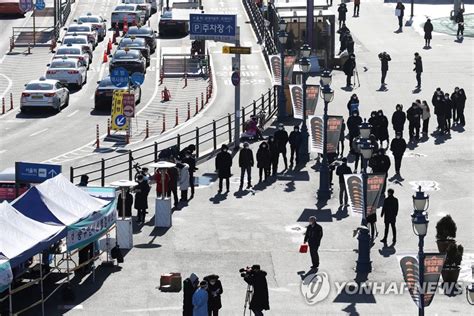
{"left": 107, "top": 38, "right": 112, "bottom": 54}
{"left": 103, "top": 50, "right": 108, "bottom": 63}
{"left": 123, "top": 23, "right": 128, "bottom": 36}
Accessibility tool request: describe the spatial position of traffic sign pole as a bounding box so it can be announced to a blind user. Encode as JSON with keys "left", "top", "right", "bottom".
{"left": 234, "top": 26, "right": 241, "bottom": 150}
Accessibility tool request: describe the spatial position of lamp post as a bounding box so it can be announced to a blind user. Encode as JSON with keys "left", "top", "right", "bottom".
{"left": 277, "top": 20, "right": 288, "bottom": 121}
{"left": 411, "top": 186, "right": 430, "bottom": 316}
{"left": 316, "top": 69, "right": 334, "bottom": 201}
{"left": 410, "top": 0, "right": 414, "bottom": 20}
{"left": 298, "top": 47, "right": 311, "bottom": 162}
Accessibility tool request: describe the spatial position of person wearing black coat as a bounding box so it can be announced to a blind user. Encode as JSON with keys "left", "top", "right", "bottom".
{"left": 274, "top": 123, "right": 289, "bottom": 170}
{"left": 406, "top": 102, "right": 422, "bottom": 141}
{"left": 182, "top": 150, "right": 198, "bottom": 198}
{"left": 451, "top": 87, "right": 466, "bottom": 126}
{"left": 215, "top": 144, "right": 232, "bottom": 193}
{"left": 391, "top": 104, "right": 406, "bottom": 135}
{"left": 367, "top": 211, "right": 377, "bottom": 241}
{"left": 423, "top": 18, "right": 433, "bottom": 47}
{"left": 347, "top": 111, "right": 363, "bottom": 152}
{"left": 337, "top": 3, "right": 348, "bottom": 28}
{"left": 337, "top": 120, "right": 346, "bottom": 157}
{"left": 183, "top": 273, "right": 199, "bottom": 316}
{"left": 268, "top": 136, "right": 279, "bottom": 176}
{"left": 390, "top": 133, "right": 407, "bottom": 175}
{"left": 376, "top": 110, "right": 390, "bottom": 149}
{"left": 455, "top": 9, "right": 464, "bottom": 39}
{"left": 337, "top": 24, "right": 350, "bottom": 54}
{"left": 117, "top": 189, "right": 133, "bottom": 218}
{"left": 244, "top": 265, "right": 270, "bottom": 315}
{"left": 444, "top": 93, "right": 453, "bottom": 133}
{"left": 368, "top": 111, "right": 379, "bottom": 137}
{"left": 395, "top": 2, "right": 405, "bottom": 31}
{"left": 413, "top": 52, "right": 423, "bottom": 88}
{"left": 204, "top": 274, "right": 223, "bottom": 316}
{"left": 380, "top": 189, "right": 399, "bottom": 244}
{"left": 167, "top": 164, "right": 179, "bottom": 207}
{"left": 343, "top": 54, "right": 356, "bottom": 88}
{"left": 288, "top": 125, "right": 302, "bottom": 165}
{"left": 239, "top": 142, "right": 254, "bottom": 189}
{"left": 336, "top": 158, "right": 352, "bottom": 206}
{"left": 379, "top": 52, "right": 391, "bottom": 86}
{"left": 377, "top": 149, "right": 391, "bottom": 194}
{"left": 133, "top": 175, "right": 150, "bottom": 223}
{"left": 432, "top": 88, "right": 445, "bottom": 133}
{"left": 304, "top": 216, "right": 323, "bottom": 269}
{"left": 256, "top": 142, "right": 271, "bottom": 182}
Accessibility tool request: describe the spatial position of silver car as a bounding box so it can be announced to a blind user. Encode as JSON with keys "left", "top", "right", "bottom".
{"left": 75, "top": 13, "right": 107, "bottom": 41}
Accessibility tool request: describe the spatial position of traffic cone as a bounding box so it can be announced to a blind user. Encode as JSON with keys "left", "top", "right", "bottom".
{"left": 103, "top": 50, "right": 108, "bottom": 63}
{"left": 107, "top": 38, "right": 112, "bottom": 54}
{"left": 114, "top": 23, "right": 120, "bottom": 38}
{"left": 123, "top": 23, "right": 128, "bottom": 36}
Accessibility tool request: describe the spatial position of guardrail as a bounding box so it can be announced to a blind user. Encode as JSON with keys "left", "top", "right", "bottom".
{"left": 70, "top": 86, "right": 279, "bottom": 186}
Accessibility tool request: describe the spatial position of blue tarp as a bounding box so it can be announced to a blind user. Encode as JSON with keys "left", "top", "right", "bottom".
{"left": 13, "top": 187, "right": 63, "bottom": 225}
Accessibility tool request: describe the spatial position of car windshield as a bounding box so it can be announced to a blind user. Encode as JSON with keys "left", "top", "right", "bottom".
{"left": 125, "top": 0, "right": 145, "bottom": 3}
{"left": 51, "top": 61, "right": 76, "bottom": 68}
{"left": 68, "top": 26, "right": 91, "bottom": 32}
{"left": 114, "top": 51, "right": 140, "bottom": 59}
{"left": 25, "top": 83, "right": 53, "bottom": 90}
{"left": 64, "top": 38, "right": 87, "bottom": 44}
{"left": 120, "top": 41, "right": 143, "bottom": 48}
{"left": 57, "top": 48, "right": 81, "bottom": 54}
{"left": 78, "top": 17, "right": 100, "bottom": 23}
{"left": 115, "top": 5, "right": 135, "bottom": 11}
{"left": 99, "top": 78, "right": 113, "bottom": 87}
{"left": 128, "top": 28, "right": 151, "bottom": 35}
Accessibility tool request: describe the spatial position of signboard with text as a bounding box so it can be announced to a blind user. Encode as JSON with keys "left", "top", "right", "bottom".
{"left": 222, "top": 46, "right": 251, "bottom": 54}
{"left": 15, "top": 162, "right": 62, "bottom": 183}
{"left": 326, "top": 116, "right": 343, "bottom": 154}
{"left": 190, "top": 14, "right": 236, "bottom": 42}
{"left": 122, "top": 93, "right": 135, "bottom": 118}
{"left": 111, "top": 90, "right": 129, "bottom": 131}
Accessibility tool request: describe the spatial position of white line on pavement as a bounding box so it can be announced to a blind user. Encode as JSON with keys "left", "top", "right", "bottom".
{"left": 30, "top": 128, "right": 48, "bottom": 137}
{"left": 0, "top": 150, "right": 6, "bottom": 154}
{"left": 67, "top": 109, "right": 79, "bottom": 117}
{"left": 0, "top": 52, "right": 8, "bottom": 64}
{"left": 0, "top": 73, "right": 13, "bottom": 99}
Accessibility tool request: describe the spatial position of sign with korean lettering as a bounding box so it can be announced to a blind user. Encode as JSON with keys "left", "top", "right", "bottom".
{"left": 400, "top": 255, "right": 421, "bottom": 308}
{"left": 110, "top": 67, "right": 129, "bottom": 88}
{"left": 366, "top": 174, "right": 385, "bottom": 217}
{"left": 190, "top": 14, "right": 236, "bottom": 42}
{"left": 268, "top": 55, "right": 281, "bottom": 86}
{"left": 66, "top": 200, "right": 117, "bottom": 251}
{"left": 308, "top": 115, "right": 323, "bottom": 154}
{"left": 15, "top": 162, "right": 62, "bottom": 183}
{"left": 111, "top": 90, "right": 129, "bottom": 131}
{"left": 423, "top": 253, "right": 446, "bottom": 307}
{"left": 326, "top": 116, "right": 343, "bottom": 154}
{"left": 289, "top": 85, "right": 319, "bottom": 120}
{"left": 122, "top": 93, "right": 135, "bottom": 118}
{"left": 344, "top": 174, "right": 364, "bottom": 216}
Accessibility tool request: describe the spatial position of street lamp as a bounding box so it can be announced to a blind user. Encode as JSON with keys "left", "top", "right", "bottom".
{"left": 320, "top": 69, "right": 332, "bottom": 86}
{"left": 298, "top": 56, "right": 311, "bottom": 164}
{"left": 277, "top": 23, "right": 288, "bottom": 121}
{"left": 300, "top": 43, "right": 311, "bottom": 58}
{"left": 411, "top": 186, "right": 429, "bottom": 316}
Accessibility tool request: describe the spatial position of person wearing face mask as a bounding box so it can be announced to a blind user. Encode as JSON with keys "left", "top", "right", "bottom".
{"left": 239, "top": 142, "right": 254, "bottom": 190}
{"left": 376, "top": 110, "right": 389, "bottom": 149}
{"left": 347, "top": 110, "right": 362, "bottom": 153}
{"left": 288, "top": 125, "right": 302, "bottom": 166}
{"left": 203, "top": 275, "right": 223, "bottom": 316}
{"left": 133, "top": 175, "right": 150, "bottom": 223}
{"left": 347, "top": 94, "right": 359, "bottom": 115}
{"left": 256, "top": 142, "right": 271, "bottom": 182}
{"left": 192, "top": 281, "right": 209, "bottom": 316}
{"left": 444, "top": 93, "right": 453, "bottom": 134}
{"left": 182, "top": 150, "right": 198, "bottom": 199}
{"left": 304, "top": 216, "right": 323, "bottom": 269}
{"left": 406, "top": 102, "right": 422, "bottom": 141}
{"left": 377, "top": 149, "right": 391, "bottom": 195}
{"left": 391, "top": 104, "right": 406, "bottom": 136}
{"left": 267, "top": 136, "right": 279, "bottom": 176}
{"left": 215, "top": 144, "right": 233, "bottom": 193}
{"left": 183, "top": 273, "right": 199, "bottom": 316}
{"left": 343, "top": 54, "right": 356, "bottom": 88}
{"left": 274, "top": 123, "right": 289, "bottom": 171}
{"left": 419, "top": 100, "right": 430, "bottom": 136}
{"left": 368, "top": 111, "right": 378, "bottom": 137}
{"left": 390, "top": 132, "right": 407, "bottom": 175}
{"left": 337, "top": 119, "right": 346, "bottom": 157}
{"left": 451, "top": 87, "right": 466, "bottom": 126}
{"left": 336, "top": 158, "right": 352, "bottom": 206}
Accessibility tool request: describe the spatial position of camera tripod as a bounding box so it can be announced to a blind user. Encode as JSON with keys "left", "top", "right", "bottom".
{"left": 353, "top": 66, "right": 360, "bottom": 88}
{"left": 243, "top": 284, "right": 254, "bottom": 316}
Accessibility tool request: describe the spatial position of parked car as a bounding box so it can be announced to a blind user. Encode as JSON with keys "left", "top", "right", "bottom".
{"left": 122, "top": 0, "right": 151, "bottom": 21}
{"left": 117, "top": 36, "right": 150, "bottom": 66}
{"left": 0, "top": 0, "right": 23, "bottom": 15}
{"left": 109, "top": 48, "right": 146, "bottom": 75}
{"left": 45, "top": 57, "right": 87, "bottom": 88}
{"left": 59, "top": 34, "right": 93, "bottom": 60}
{"left": 75, "top": 13, "right": 107, "bottom": 41}
{"left": 20, "top": 77, "right": 70, "bottom": 113}
{"left": 94, "top": 75, "right": 141, "bottom": 110}
{"left": 64, "top": 23, "right": 98, "bottom": 47}
{"left": 125, "top": 26, "right": 157, "bottom": 53}
{"left": 53, "top": 44, "right": 91, "bottom": 69}
{"left": 111, "top": 4, "right": 144, "bottom": 28}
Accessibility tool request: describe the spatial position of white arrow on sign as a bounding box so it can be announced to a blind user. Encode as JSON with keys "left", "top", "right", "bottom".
{"left": 116, "top": 115, "right": 126, "bottom": 126}
{"left": 48, "top": 169, "right": 57, "bottom": 177}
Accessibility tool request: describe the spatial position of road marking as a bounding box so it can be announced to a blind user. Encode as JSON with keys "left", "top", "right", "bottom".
{"left": 0, "top": 52, "right": 8, "bottom": 64}
{"left": 67, "top": 110, "right": 79, "bottom": 117}
{"left": 0, "top": 150, "right": 6, "bottom": 154}
{"left": 30, "top": 128, "right": 48, "bottom": 137}
{"left": 91, "top": 63, "right": 107, "bottom": 99}
{"left": 0, "top": 73, "right": 13, "bottom": 99}
{"left": 3, "top": 120, "right": 25, "bottom": 123}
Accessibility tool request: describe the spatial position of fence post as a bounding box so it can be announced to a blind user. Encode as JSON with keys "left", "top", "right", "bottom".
{"left": 227, "top": 114, "right": 232, "bottom": 144}
{"left": 101, "top": 159, "right": 105, "bottom": 187}
{"left": 162, "top": 114, "right": 166, "bottom": 132}
{"left": 70, "top": 166, "right": 74, "bottom": 183}
{"left": 175, "top": 108, "right": 179, "bottom": 126}
{"left": 177, "top": 134, "right": 181, "bottom": 151}
{"left": 128, "top": 150, "right": 133, "bottom": 181}
{"left": 107, "top": 119, "right": 110, "bottom": 136}
{"left": 145, "top": 120, "right": 149, "bottom": 138}
{"left": 268, "top": 88, "right": 272, "bottom": 113}
{"left": 195, "top": 97, "right": 199, "bottom": 115}
{"left": 195, "top": 127, "right": 200, "bottom": 159}
{"left": 187, "top": 102, "right": 191, "bottom": 120}
{"left": 253, "top": 100, "right": 256, "bottom": 116}
{"left": 96, "top": 124, "right": 100, "bottom": 149}
{"left": 242, "top": 107, "right": 246, "bottom": 130}
{"left": 201, "top": 92, "right": 204, "bottom": 110}
{"left": 213, "top": 120, "right": 217, "bottom": 151}
{"left": 273, "top": 86, "right": 277, "bottom": 110}
{"left": 9, "top": 93, "right": 13, "bottom": 110}
{"left": 154, "top": 142, "right": 158, "bottom": 162}
{"left": 261, "top": 93, "right": 265, "bottom": 110}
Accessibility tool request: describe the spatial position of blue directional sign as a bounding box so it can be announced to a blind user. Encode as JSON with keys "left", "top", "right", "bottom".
{"left": 130, "top": 72, "right": 145, "bottom": 86}
{"left": 231, "top": 71, "right": 240, "bottom": 86}
{"left": 15, "top": 162, "right": 62, "bottom": 183}
{"left": 35, "top": 0, "right": 45, "bottom": 10}
{"left": 190, "top": 14, "right": 237, "bottom": 42}
{"left": 110, "top": 67, "right": 129, "bottom": 88}
{"left": 19, "top": 0, "right": 34, "bottom": 12}
{"left": 115, "top": 114, "right": 127, "bottom": 127}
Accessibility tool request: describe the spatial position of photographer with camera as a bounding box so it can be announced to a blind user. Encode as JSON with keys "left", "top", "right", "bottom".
{"left": 379, "top": 52, "right": 391, "bottom": 87}
{"left": 241, "top": 265, "right": 269, "bottom": 316}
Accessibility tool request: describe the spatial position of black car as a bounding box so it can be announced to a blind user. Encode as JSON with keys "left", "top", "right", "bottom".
{"left": 125, "top": 26, "right": 157, "bottom": 53}
{"left": 94, "top": 75, "right": 141, "bottom": 110}
{"left": 117, "top": 37, "right": 150, "bottom": 67}
{"left": 109, "top": 49, "right": 146, "bottom": 75}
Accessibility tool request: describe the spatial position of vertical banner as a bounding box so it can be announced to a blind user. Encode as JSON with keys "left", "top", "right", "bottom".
{"left": 344, "top": 174, "right": 364, "bottom": 215}
{"left": 268, "top": 55, "right": 282, "bottom": 86}
{"left": 326, "top": 116, "right": 343, "bottom": 154}
{"left": 122, "top": 93, "right": 135, "bottom": 118}
{"left": 289, "top": 85, "right": 320, "bottom": 119}
{"left": 366, "top": 174, "right": 385, "bottom": 217}
{"left": 308, "top": 116, "right": 324, "bottom": 153}
{"left": 423, "top": 253, "right": 446, "bottom": 307}
{"left": 400, "top": 256, "right": 421, "bottom": 309}
{"left": 306, "top": 85, "right": 319, "bottom": 116}
{"left": 111, "top": 90, "right": 129, "bottom": 131}
{"left": 283, "top": 56, "right": 296, "bottom": 85}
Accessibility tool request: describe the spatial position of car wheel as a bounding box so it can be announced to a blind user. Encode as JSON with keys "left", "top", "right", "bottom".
{"left": 55, "top": 100, "right": 61, "bottom": 113}
{"left": 64, "top": 94, "right": 69, "bottom": 108}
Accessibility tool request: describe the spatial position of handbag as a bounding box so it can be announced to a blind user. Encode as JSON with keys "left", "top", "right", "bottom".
{"left": 299, "top": 244, "right": 308, "bottom": 253}
{"left": 395, "top": 9, "right": 401, "bottom": 17}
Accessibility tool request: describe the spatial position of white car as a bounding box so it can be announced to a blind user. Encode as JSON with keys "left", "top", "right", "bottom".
{"left": 122, "top": 0, "right": 151, "bottom": 21}
{"left": 20, "top": 78, "right": 70, "bottom": 113}
{"left": 75, "top": 13, "right": 107, "bottom": 41}
{"left": 45, "top": 57, "right": 88, "bottom": 88}
{"left": 53, "top": 44, "right": 90, "bottom": 69}
{"left": 64, "top": 23, "right": 98, "bottom": 47}
{"left": 111, "top": 4, "right": 145, "bottom": 28}
{"left": 60, "top": 34, "right": 93, "bottom": 59}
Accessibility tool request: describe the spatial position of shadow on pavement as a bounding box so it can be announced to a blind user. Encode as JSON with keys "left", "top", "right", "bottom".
{"left": 209, "top": 192, "right": 228, "bottom": 204}
{"left": 378, "top": 244, "right": 396, "bottom": 257}
{"left": 297, "top": 208, "right": 333, "bottom": 222}
{"left": 333, "top": 205, "right": 349, "bottom": 221}
{"left": 334, "top": 271, "right": 375, "bottom": 306}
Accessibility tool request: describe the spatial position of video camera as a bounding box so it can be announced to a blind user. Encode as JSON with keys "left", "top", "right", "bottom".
{"left": 239, "top": 264, "right": 260, "bottom": 277}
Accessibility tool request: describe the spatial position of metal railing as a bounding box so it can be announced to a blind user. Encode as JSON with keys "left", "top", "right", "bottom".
{"left": 70, "top": 86, "right": 279, "bottom": 186}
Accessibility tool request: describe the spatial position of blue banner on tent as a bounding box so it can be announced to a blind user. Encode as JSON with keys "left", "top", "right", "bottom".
{"left": 0, "top": 260, "right": 13, "bottom": 292}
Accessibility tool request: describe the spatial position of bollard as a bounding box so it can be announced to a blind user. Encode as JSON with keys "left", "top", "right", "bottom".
{"left": 107, "top": 38, "right": 112, "bottom": 54}
{"left": 206, "top": 86, "right": 209, "bottom": 104}
{"left": 201, "top": 92, "right": 204, "bottom": 110}
{"left": 159, "top": 68, "right": 164, "bottom": 85}
{"left": 145, "top": 120, "right": 149, "bottom": 138}
{"left": 9, "top": 37, "right": 14, "bottom": 53}
{"left": 103, "top": 50, "right": 108, "bottom": 63}
{"left": 107, "top": 119, "right": 111, "bottom": 136}
{"left": 175, "top": 108, "right": 178, "bottom": 126}
{"left": 112, "top": 31, "right": 117, "bottom": 44}
{"left": 125, "top": 128, "right": 130, "bottom": 144}
{"left": 27, "top": 44, "right": 31, "bottom": 55}
{"left": 184, "top": 73, "right": 187, "bottom": 87}
{"left": 195, "top": 97, "right": 199, "bottom": 115}
{"left": 10, "top": 93, "right": 13, "bottom": 110}
{"left": 96, "top": 124, "right": 100, "bottom": 149}
{"left": 2, "top": 98, "right": 5, "bottom": 114}
{"left": 187, "top": 102, "right": 190, "bottom": 120}
{"left": 162, "top": 114, "right": 166, "bottom": 132}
